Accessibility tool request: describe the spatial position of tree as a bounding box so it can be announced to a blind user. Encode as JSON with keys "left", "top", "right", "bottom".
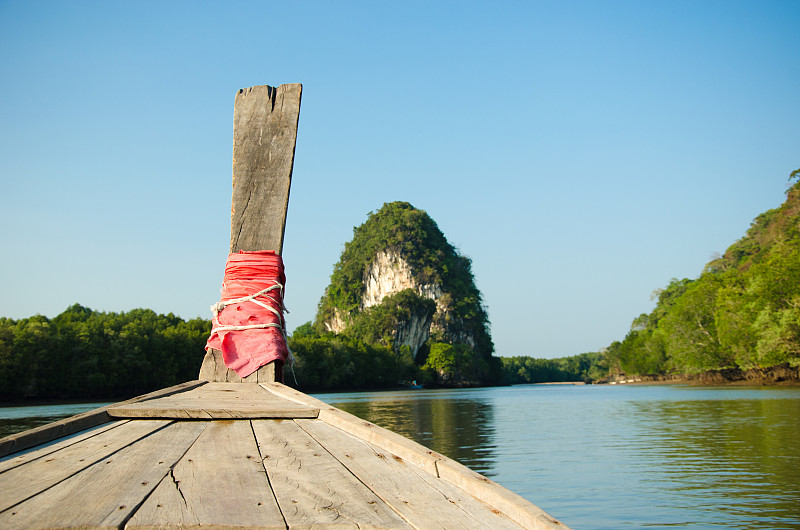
{"left": 660, "top": 275, "right": 729, "bottom": 372}
{"left": 424, "top": 342, "right": 485, "bottom": 385}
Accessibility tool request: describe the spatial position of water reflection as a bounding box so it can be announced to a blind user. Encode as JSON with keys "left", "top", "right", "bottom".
{"left": 320, "top": 388, "right": 498, "bottom": 475}
{"left": 627, "top": 392, "right": 800, "bottom": 529}
{"left": 317, "top": 384, "right": 800, "bottom": 530}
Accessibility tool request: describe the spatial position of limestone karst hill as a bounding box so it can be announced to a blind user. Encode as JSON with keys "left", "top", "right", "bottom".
{"left": 313, "top": 201, "right": 500, "bottom": 385}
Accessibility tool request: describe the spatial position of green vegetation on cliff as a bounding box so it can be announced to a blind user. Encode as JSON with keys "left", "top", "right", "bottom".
{"left": 606, "top": 174, "right": 800, "bottom": 376}
{"left": 309, "top": 201, "right": 499, "bottom": 386}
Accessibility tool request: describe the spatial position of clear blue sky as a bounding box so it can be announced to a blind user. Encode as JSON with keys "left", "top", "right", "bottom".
{"left": 1, "top": 1, "right": 798, "bottom": 358}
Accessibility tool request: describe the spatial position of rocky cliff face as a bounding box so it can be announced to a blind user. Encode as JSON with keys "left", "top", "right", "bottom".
{"left": 322, "top": 250, "right": 441, "bottom": 357}
{"left": 316, "top": 202, "right": 494, "bottom": 365}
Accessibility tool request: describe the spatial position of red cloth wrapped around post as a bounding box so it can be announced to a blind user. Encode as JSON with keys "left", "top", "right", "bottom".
{"left": 205, "top": 250, "right": 290, "bottom": 378}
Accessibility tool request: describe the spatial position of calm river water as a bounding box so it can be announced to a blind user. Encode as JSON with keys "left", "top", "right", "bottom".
{"left": 1, "top": 384, "right": 798, "bottom": 529}
{"left": 315, "top": 384, "right": 800, "bottom": 529}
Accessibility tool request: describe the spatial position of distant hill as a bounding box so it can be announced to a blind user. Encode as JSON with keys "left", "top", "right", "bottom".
{"left": 309, "top": 201, "right": 500, "bottom": 386}
{"left": 606, "top": 174, "right": 800, "bottom": 377}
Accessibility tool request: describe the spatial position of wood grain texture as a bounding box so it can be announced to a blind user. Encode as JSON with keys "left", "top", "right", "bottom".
{"left": 260, "top": 382, "right": 442, "bottom": 476}
{"left": 0, "top": 421, "right": 206, "bottom": 530}
{"left": 0, "top": 380, "right": 205, "bottom": 458}
{"left": 128, "top": 420, "right": 284, "bottom": 529}
{"left": 199, "top": 348, "right": 283, "bottom": 383}
{"left": 108, "top": 382, "right": 318, "bottom": 419}
{"left": 230, "top": 83, "right": 302, "bottom": 255}
{"left": 0, "top": 420, "right": 128, "bottom": 474}
{"left": 0, "top": 420, "right": 169, "bottom": 512}
{"left": 251, "top": 419, "right": 411, "bottom": 529}
{"left": 297, "top": 418, "right": 524, "bottom": 530}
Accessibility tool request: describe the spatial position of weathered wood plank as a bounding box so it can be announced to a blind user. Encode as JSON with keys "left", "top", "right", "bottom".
{"left": 0, "top": 420, "right": 128, "bottom": 474}
{"left": 230, "top": 83, "right": 302, "bottom": 255}
{"left": 0, "top": 420, "right": 170, "bottom": 512}
{"left": 108, "top": 403, "right": 317, "bottom": 419}
{"left": 200, "top": 83, "right": 299, "bottom": 384}
{"left": 108, "top": 382, "right": 318, "bottom": 419}
{"left": 261, "top": 382, "right": 442, "bottom": 476}
{"left": 128, "top": 420, "right": 284, "bottom": 529}
{"left": 297, "top": 418, "right": 524, "bottom": 530}
{"left": 251, "top": 419, "right": 411, "bottom": 529}
{"left": 0, "top": 421, "right": 207, "bottom": 530}
{"left": 200, "top": 348, "right": 283, "bottom": 383}
{"left": 197, "top": 349, "right": 221, "bottom": 381}
{"left": 256, "top": 360, "right": 283, "bottom": 383}
{"left": 0, "top": 380, "right": 205, "bottom": 458}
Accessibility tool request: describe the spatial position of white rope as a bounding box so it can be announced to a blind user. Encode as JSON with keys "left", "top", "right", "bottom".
{"left": 211, "top": 322, "right": 284, "bottom": 332}
{"left": 210, "top": 280, "right": 294, "bottom": 365}
{"left": 211, "top": 283, "right": 286, "bottom": 315}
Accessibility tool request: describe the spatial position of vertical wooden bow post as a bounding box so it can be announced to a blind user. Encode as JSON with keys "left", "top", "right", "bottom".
{"left": 199, "top": 83, "right": 302, "bottom": 384}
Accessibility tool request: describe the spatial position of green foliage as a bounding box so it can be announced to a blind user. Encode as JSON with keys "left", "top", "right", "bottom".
{"left": 605, "top": 176, "right": 800, "bottom": 376}
{"left": 287, "top": 334, "right": 416, "bottom": 391}
{"left": 424, "top": 342, "right": 486, "bottom": 384}
{"left": 0, "top": 304, "right": 210, "bottom": 400}
{"left": 660, "top": 275, "right": 729, "bottom": 372}
{"left": 716, "top": 244, "right": 800, "bottom": 369}
{"left": 500, "top": 351, "right": 605, "bottom": 384}
{"left": 291, "top": 321, "right": 319, "bottom": 339}
{"left": 345, "top": 289, "right": 437, "bottom": 348}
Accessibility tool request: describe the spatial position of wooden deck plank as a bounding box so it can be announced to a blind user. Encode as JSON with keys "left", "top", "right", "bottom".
{"left": 128, "top": 420, "right": 285, "bottom": 529}
{"left": 0, "top": 421, "right": 207, "bottom": 530}
{"left": 0, "top": 420, "right": 129, "bottom": 474}
{"left": 0, "top": 380, "right": 206, "bottom": 458}
{"left": 261, "top": 383, "right": 442, "bottom": 476}
{"left": 0, "top": 420, "right": 169, "bottom": 512}
{"left": 251, "top": 419, "right": 412, "bottom": 529}
{"left": 108, "top": 382, "right": 318, "bottom": 419}
{"left": 297, "top": 418, "right": 523, "bottom": 530}
{"left": 108, "top": 404, "right": 317, "bottom": 419}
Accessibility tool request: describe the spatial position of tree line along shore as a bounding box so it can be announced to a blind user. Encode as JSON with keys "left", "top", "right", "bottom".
{"left": 0, "top": 304, "right": 602, "bottom": 401}
{"left": 0, "top": 303, "right": 795, "bottom": 403}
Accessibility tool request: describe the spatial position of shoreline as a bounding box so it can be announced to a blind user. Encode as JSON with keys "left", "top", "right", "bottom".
{"left": 3, "top": 364, "right": 799, "bottom": 406}
{"left": 602, "top": 362, "right": 800, "bottom": 387}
